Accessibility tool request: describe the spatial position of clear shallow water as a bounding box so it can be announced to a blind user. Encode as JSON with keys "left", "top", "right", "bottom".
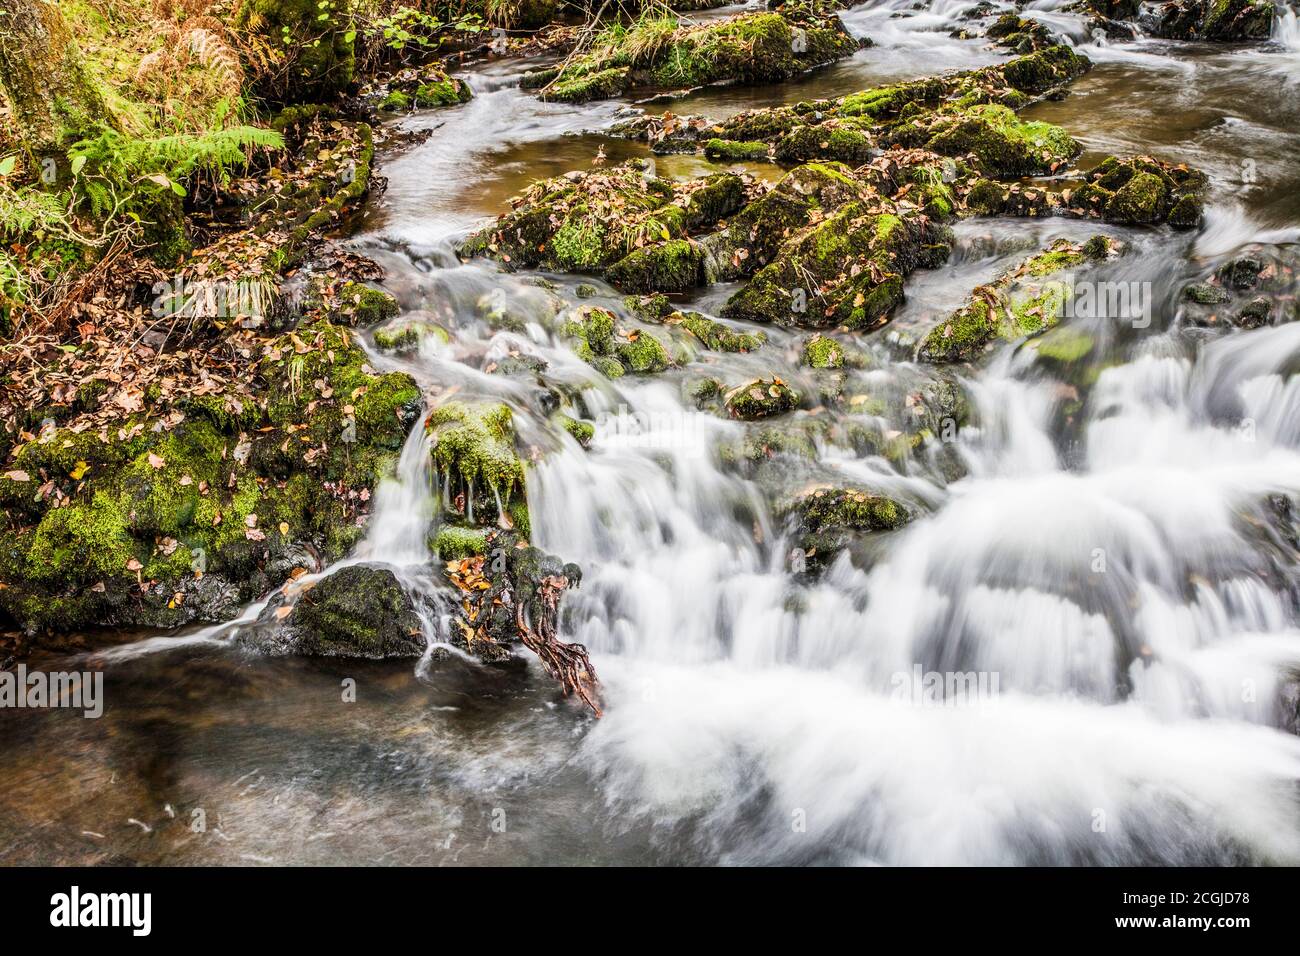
{"left": 4, "top": 2, "right": 1300, "bottom": 866}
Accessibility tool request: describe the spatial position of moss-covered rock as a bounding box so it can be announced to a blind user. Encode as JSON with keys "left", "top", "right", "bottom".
{"left": 723, "top": 201, "right": 946, "bottom": 331}
{"left": 336, "top": 281, "right": 399, "bottom": 327}
{"left": 564, "top": 306, "right": 672, "bottom": 376}
{"left": 557, "top": 413, "right": 596, "bottom": 447}
{"left": 723, "top": 377, "right": 799, "bottom": 419}
{"left": 919, "top": 104, "right": 1080, "bottom": 177}
{"left": 671, "top": 311, "right": 766, "bottom": 352}
{"left": 698, "top": 162, "right": 870, "bottom": 282}
{"left": 918, "top": 236, "right": 1111, "bottom": 363}
{"left": 801, "top": 333, "right": 845, "bottom": 368}
{"left": 774, "top": 122, "right": 875, "bottom": 166}
{"left": 0, "top": 320, "right": 420, "bottom": 636}
{"left": 606, "top": 239, "right": 703, "bottom": 294}
{"left": 1156, "top": 0, "right": 1275, "bottom": 40}
{"left": 1067, "top": 154, "right": 1207, "bottom": 228}
{"left": 427, "top": 400, "right": 527, "bottom": 528}
{"left": 704, "top": 138, "right": 771, "bottom": 162}
{"left": 373, "top": 316, "right": 450, "bottom": 353}
{"left": 243, "top": 564, "right": 424, "bottom": 658}
{"left": 459, "top": 161, "right": 689, "bottom": 274}
{"left": 432, "top": 524, "right": 489, "bottom": 561}
{"left": 533, "top": 11, "right": 863, "bottom": 104}
{"left": 786, "top": 485, "right": 910, "bottom": 571}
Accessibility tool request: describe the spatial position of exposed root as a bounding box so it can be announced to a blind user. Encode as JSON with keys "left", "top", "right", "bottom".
{"left": 514, "top": 574, "right": 601, "bottom": 716}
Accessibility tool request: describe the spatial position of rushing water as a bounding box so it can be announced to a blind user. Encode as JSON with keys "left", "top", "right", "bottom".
{"left": 4, "top": 2, "right": 1300, "bottom": 866}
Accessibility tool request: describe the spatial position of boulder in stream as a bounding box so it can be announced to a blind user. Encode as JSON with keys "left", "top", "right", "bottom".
{"left": 243, "top": 563, "right": 425, "bottom": 659}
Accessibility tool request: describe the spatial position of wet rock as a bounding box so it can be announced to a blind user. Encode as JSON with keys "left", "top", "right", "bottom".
{"left": 1154, "top": 0, "right": 1275, "bottom": 40}
{"left": 0, "top": 320, "right": 420, "bottom": 636}
{"left": 427, "top": 401, "right": 529, "bottom": 531}
{"left": 606, "top": 239, "right": 703, "bottom": 294}
{"left": 373, "top": 316, "right": 451, "bottom": 353}
{"left": 986, "top": 13, "right": 1062, "bottom": 54}
{"left": 918, "top": 236, "right": 1114, "bottom": 363}
{"left": 724, "top": 377, "right": 800, "bottom": 419}
{"left": 528, "top": 11, "right": 863, "bottom": 104}
{"left": 1065, "top": 155, "right": 1208, "bottom": 228}
{"left": 1236, "top": 297, "right": 1273, "bottom": 329}
{"left": 915, "top": 104, "right": 1080, "bottom": 177}
{"left": 670, "top": 311, "right": 766, "bottom": 352}
{"left": 802, "top": 333, "right": 845, "bottom": 369}
{"left": 1185, "top": 281, "right": 1232, "bottom": 305}
{"left": 698, "top": 162, "right": 871, "bottom": 283}
{"left": 723, "top": 201, "right": 949, "bottom": 331}
{"left": 564, "top": 306, "right": 673, "bottom": 376}
{"left": 773, "top": 121, "right": 875, "bottom": 166}
{"left": 244, "top": 564, "right": 425, "bottom": 659}
{"left": 377, "top": 66, "right": 473, "bottom": 113}
{"left": 786, "top": 485, "right": 911, "bottom": 571}
{"left": 1217, "top": 257, "right": 1264, "bottom": 290}
{"left": 459, "top": 161, "right": 751, "bottom": 292}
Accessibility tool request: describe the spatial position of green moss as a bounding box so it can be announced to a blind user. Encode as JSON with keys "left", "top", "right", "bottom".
{"left": 542, "top": 66, "right": 631, "bottom": 103}
{"left": 380, "top": 90, "right": 412, "bottom": 112}
{"left": 24, "top": 492, "right": 138, "bottom": 584}
{"left": 774, "top": 124, "right": 874, "bottom": 166}
{"left": 413, "top": 76, "right": 472, "bottom": 108}
{"left": 838, "top": 78, "right": 945, "bottom": 119}
{"left": 557, "top": 414, "right": 594, "bottom": 447}
{"left": 795, "top": 487, "right": 910, "bottom": 534}
{"left": 802, "top": 333, "right": 844, "bottom": 369}
{"left": 965, "top": 179, "right": 1007, "bottom": 216}
{"left": 724, "top": 377, "right": 799, "bottom": 420}
{"left": 676, "top": 311, "right": 765, "bottom": 352}
{"left": 338, "top": 282, "right": 399, "bottom": 327}
{"left": 373, "top": 318, "right": 450, "bottom": 353}
{"left": 550, "top": 215, "right": 609, "bottom": 270}
{"left": 925, "top": 104, "right": 1079, "bottom": 176}
{"left": 704, "top": 139, "right": 770, "bottom": 162}
{"left": 1106, "top": 171, "right": 1167, "bottom": 224}
{"left": 432, "top": 524, "right": 488, "bottom": 561}
{"left": 919, "top": 297, "right": 995, "bottom": 364}
{"left": 683, "top": 173, "right": 746, "bottom": 231}
{"left": 427, "top": 401, "right": 524, "bottom": 504}
{"left": 566, "top": 306, "right": 670, "bottom": 375}
{"left": 617, "top": 330, "right": 671, "bottom": 373}
{"left": 1033, "top": 326, "right": 1095, "bottom": 365}
{"left": 606, "top": 239, "right": 702, "bottom": 294}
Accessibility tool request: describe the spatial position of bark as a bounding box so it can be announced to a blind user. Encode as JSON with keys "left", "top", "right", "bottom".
{"left": 0, "top": 0, "right": 115, "bottom": 156}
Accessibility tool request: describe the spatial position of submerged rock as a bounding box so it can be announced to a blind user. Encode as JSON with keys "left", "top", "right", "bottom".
{"left": 918, "top": 236, "right": 1120, "bottom": 363}
{"left": 243, "top": 564, "right": 425, "bottom": 659}
{"left": 786, "top": 485, "right": 911, "bottom": 571}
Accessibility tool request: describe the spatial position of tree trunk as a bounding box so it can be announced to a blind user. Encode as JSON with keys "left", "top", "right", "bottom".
{"left": 0, "top": 0, "right": 115, "bottom": 157}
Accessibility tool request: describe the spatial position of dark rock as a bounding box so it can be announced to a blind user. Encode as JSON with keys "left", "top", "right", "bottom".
{"left": 243, "top": 563, "right": 425, "bottom": 658}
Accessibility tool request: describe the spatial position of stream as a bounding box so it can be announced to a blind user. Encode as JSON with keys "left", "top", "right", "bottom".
{"left": 3, "top": 1, "right": 1300, "bottom": 865}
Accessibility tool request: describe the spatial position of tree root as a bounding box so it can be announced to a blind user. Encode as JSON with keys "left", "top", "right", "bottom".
{"left": 514, "top": 573, "right": 601, "bottom": 716}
